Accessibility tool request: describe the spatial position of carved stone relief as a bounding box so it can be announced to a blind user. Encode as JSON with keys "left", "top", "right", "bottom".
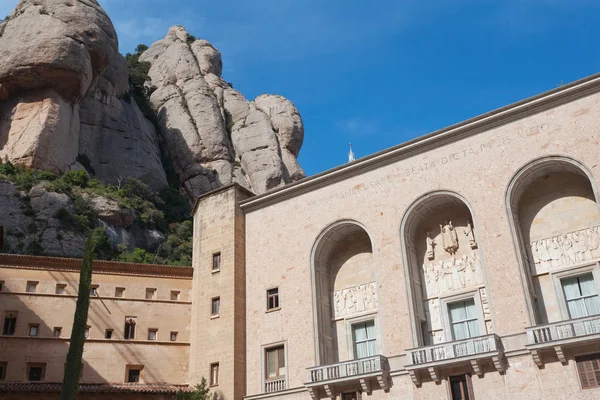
{"left": 427, "top": 299, "right": 442, "bottom": 331}
{"left": 529, "top": 225, "right": 600, "bottom": 275}
{"left": 464, "top": 220, "right": 478, "bottom": 249}
{"left": 440, "top": 221, "right": 459, "bottom": 255}
{"left": 480, "top": 288, "right": 490, "bottom": 319}
{"left": 422, "top": 251, "right": 483, "bottom": 298}
{"left": 333, "top": 282, "right": 378, "bottom": 318}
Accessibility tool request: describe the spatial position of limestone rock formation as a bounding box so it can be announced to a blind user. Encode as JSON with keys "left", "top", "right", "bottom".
{"left": 140, "top": 26, "right": 306, "bottom": 197}
{"left": 0, "top": 0, "right": 167, "bottom": 189}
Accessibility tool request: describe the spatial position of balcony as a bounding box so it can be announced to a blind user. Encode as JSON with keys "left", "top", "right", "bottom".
{"left": 404, "top": 334, "right": 505, "bottom": 385}
{"left": 264, "top": 378, "right": 286, "bottom": 393}
{"left": 525, "top": 314, "right": 600, "bottom": 367}
{"left": 305, "top": 355, "right": 390, "bottom": 400}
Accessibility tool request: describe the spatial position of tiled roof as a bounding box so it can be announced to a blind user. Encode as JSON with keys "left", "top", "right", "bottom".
{"left": 0, "top": 382, "right": 193, "bottom": 393}
{"left": 0, "top": 253, "right": 193, "bottom": 279}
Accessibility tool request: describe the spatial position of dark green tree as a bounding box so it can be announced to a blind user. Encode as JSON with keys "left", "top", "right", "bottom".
{"left": 60, "top": 233, "right": 99, "bottom": 400}
{"left": 174, "top": 377, "right": 212, "bottom": 400}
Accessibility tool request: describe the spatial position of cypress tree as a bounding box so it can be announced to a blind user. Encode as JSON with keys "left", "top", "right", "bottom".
{"left": 60, "top": 233, "right": 99, "bottom": 400}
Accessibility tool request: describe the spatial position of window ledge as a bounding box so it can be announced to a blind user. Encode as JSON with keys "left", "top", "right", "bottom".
{"left": 266, "top": 307, "right": 281, "bottom": 314}
{"left": 210, "top": 315, "right": 220, "bottom": 319}
{"left": 212, "top": 269, "right": 221, "bottom": 274}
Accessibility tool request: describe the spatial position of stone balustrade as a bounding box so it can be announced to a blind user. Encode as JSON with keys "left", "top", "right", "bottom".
{"left": 404, "top": 334, "right": 504, "bottom": 385}
{"left": 525, "top": 315, "right": 600, "bottom": 367}
{"left": 305, "top": 355, "right": 390, "bottom": 399}
{"left": 264, "top": 378, "right": 286, "bottom": 393}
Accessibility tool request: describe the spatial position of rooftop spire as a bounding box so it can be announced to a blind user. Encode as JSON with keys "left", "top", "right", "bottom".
{"left": 348, "top": 143, "right": 355, "bottom": 163}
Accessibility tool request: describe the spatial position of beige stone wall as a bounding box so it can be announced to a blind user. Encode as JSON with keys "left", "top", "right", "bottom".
{"left": 243, "top": 88, "right": 600, "bottom": 395}
{"left": 0, "top": 267, "right": 191, "bottom": 384}
{"left": 246, "top": 352, "right": 600, "bottom": 400}
{"left": 190, "top": 185, "right": 250, "bottom": 400}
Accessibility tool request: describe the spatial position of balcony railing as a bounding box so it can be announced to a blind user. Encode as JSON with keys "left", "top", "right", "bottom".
{"left": 264, "top": 378, "right": 286, "bottom": 393}
{"left": 525, "top": 314, "right": 600, "bottom": 367}
{"left": 306, "top": 355, "right": 389, "bottom": 383}
{"left": 404, "top": 334, "right": 504, "bottom": 385}
{"left": 305, "top": 355, "right": 390, "bottom": 399}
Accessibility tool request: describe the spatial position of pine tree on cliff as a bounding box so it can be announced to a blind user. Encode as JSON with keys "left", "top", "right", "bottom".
{"left": 60, "top": 232, "right": 99, "bottom": 400}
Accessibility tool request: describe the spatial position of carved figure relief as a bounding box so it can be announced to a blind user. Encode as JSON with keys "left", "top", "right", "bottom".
{"left": 529, "top": 225, "right": 600, "bottom": 274}
{"left": 464, "top": 220, "right": 477, "bottom": 249}
{"left": 480, "top": 288, "right": 490, "bottom": 320}
{"left": 440, "top": 221, "right": 459, "bottom": 255}
{"left": 333, "top": 282, "right": 378, "bottom": 318}
{"left": 426, "top": 232, "right": 436, "bottom": 260}
{"left": 428, "top": 299, "right": 441, "bottom": 330}
{"left": 422, "top": 252, "right": 484, "bottom": 298}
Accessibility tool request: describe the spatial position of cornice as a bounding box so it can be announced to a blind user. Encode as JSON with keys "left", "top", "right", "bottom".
{"left": 240, "top": 72, "right": 600, "bottom": 212}
{"left": 0, "top": 253, "right": 193, "bottom": 279}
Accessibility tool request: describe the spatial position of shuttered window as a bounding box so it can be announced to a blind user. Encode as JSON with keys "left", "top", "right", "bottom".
{"left": 576, "top": 353, "right": 600, "bottom": 389}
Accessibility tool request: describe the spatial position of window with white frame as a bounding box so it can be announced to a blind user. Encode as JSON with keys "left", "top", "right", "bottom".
{"left": 352, "top": 320, "right": 377, "bottom": 359}
{"left": 561, "top": 273, "right": 600, "bottom": 319}
{"left": 265, "top": 346, "right": 285, "bottom": 381}
{"left": 448, "top": 299, "right": 480, "bottom": 340}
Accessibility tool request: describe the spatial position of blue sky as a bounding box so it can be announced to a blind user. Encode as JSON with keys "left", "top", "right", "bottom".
{"left": 2, "top": 0, "right": 600, "bottom": 177}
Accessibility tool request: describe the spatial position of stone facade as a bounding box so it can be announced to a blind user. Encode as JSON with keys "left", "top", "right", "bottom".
{"left": 4, "top": 73, "right": 600, "bottom": 400}
{"left": 235, "top": 73, "right": 600, "bottom": 400}
{"left": 0, "top": 255, "right": 192, "bottom": 399}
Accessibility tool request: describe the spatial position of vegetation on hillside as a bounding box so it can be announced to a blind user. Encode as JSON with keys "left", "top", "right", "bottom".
{"left": 0, "top": 162, "right": 193, "bottom": 266}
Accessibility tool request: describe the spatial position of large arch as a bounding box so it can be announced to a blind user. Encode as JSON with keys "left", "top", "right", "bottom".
{"left": 310, "top": 220, "right": 381, "bottom": 366}
{"left": 505, "top": 155, "right": 600, "bottom": 325}
{"left": 400, "top": 191, "right": 491, "bottom": 348}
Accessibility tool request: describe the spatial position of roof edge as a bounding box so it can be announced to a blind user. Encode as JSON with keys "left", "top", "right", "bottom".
{"left": 191, "top": 182, "right": 256, "bottom": 215}
{"left": 0, "top": 253, "right": 193, "bottom": 279}
{"left": 240, "top": 72, "right": 600, "bottom": 212}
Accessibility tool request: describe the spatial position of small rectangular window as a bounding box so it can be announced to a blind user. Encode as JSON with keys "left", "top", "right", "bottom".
{"left": 265, "top": 346, "right": 285, "bottom": 381}
{"left": 26, "top": 281, "right": 38, "bottom": 293}
{"left": 352, "top": 320, "right": 377, "bottom": 359}
{"left": 115, "top": 287, "right": 125, "bottom": 298}
{"left": 561, "top": 274, "right": 600, "bottom": 319}
{"left": 576, "top": 353, "right": 600, "bottom": 389}
{"left": 53, "top": 327, "right": 62, "bottom": 337}
{"left": 84, "top": 326, "right": 91, "bottom": 339}
{"left": 170, "top": 332, "right": 178, "bottom": 342}
{"left": 29, "top": 324, "right": 39, "bottom": 337}
{"left": 145, "top": 288, "right": 156, "bottom": 300}
{"left": 448, "top": 374, "right": 474, "bottom": 400}
{"left": 171, "top": 291, "right": 180, "bottom": 301}
{"left": 148, "top": 329, "right": 157, "bottom": 341}
{"left": 27, "top": 363, "right": 45, "bottom": 382}
{"left": 105, "top": 329, "right": 113, "bottom": 339}
{"left": 0, "top": 362, "right": 6, "bottom": 381}
{"left": 448, "top": 299, "right": 480, "bottom": 340}
{"left": 210, "top": 363, "right": 219, "bottom": 386}
{"left": 212, "top": 252, "right": 221, "bottom": 272}
{"left": 267, "top": 288, "right": 280, "bottom": 311}
{"left": 90, "top": 285, "right": 99, "bottom": 296}
{"left": 126, "top": 365, "right": 143, "bottom": 383}
{"left": 125, "top": 317, "right": 136, "bottom": 339}
{"left": 0, "top": 281, "right": 3, "bottom": 291}
{"left": 211, "top": 297, "right": 220, "bottom": 317}
{"left": 55, "top": 284, "right": 66, "bottom": 295}
{"left": 2, "top": 312, "right": 17, "bottom": 336}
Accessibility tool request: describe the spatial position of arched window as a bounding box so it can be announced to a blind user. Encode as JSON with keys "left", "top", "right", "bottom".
{"left": 310, "top": 221, "right": 379, "bottom": 365}
{"left": 400, "top": 192, "right": 489, "bottom": 347}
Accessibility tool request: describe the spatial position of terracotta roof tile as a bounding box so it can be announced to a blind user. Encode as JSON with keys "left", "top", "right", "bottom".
{"left": 0, "top": 382, "right": 193, "bottom": 393}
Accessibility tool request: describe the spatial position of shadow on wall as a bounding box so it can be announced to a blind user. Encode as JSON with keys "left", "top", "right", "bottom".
{"left": 0, "top": 267, "right": 173, "bottom": 387}
{"left": 0, "top": 273, "right": 105, "bottom": 384}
